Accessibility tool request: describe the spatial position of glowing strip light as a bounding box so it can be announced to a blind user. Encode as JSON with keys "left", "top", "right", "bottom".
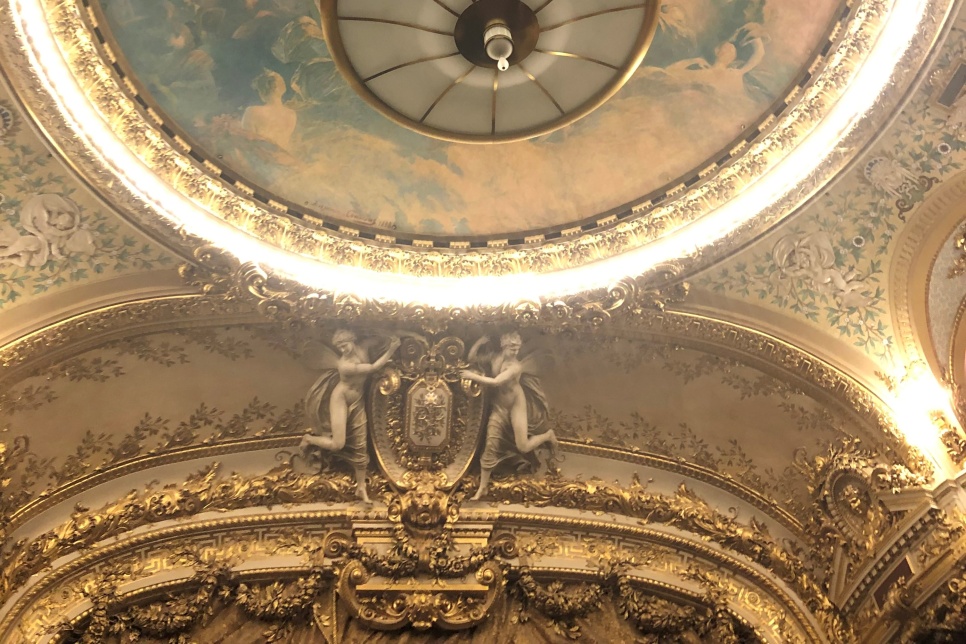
{"left": 8, "top": 0, "right": 937, "bottom": 309}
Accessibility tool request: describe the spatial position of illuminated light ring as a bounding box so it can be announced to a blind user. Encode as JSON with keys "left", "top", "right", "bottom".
{"left": 5, "top": 0, "right": 947, "bottom": 309}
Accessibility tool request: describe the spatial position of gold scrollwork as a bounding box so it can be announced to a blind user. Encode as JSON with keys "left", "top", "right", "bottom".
{"left": 616, "top": 576, "right": 757, "bottom": 644}
{"left": 890, "top": 563, "right": 966, "bottom": 642}
{"left": 8, "top": 492, "right": 832, "bottom": 642}
{"left": 514, "top": 569, "right": 605, "bottom": 638}
{"left": 484, "top": 473, "right": 851, "bottom": 640}
{"left": 337, "top": 558, "right": 503, "bottom": 632}
{"left": 0, "top": 463, "right": 355, "bottom": 604}
{"left": 933, "top": 411, "right": 966, "bottom": 464}
{"left": 325, "top": 474, "right": 517, "bottom": 632}
{"left": 182, "top": 248, "right": 690, "bottom": 335}
{"left": 792, "top": 437, "right": 926, "bottom": 567}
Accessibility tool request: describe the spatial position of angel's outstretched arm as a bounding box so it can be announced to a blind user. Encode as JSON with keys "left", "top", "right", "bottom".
{"left": 467, "top": 335, "right": 490, "bottom": 363}
{"left": 461, "top": 361, "right": 520, "bottom": 387}
{"left": 341, "top": 336, "right": 401, "bottom": 376}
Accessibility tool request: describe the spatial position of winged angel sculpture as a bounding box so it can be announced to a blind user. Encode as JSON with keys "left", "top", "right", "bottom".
{"left": 461, "top": 332, "right": 559, "bottom": 500}
{"left": 300, "top": 329, "right": 400, "bottom": 502}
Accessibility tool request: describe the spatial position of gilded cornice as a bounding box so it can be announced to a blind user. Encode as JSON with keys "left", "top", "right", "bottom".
{"left": 0, "top": 294, "right": 259, "bottom": 385}
{"left": 0, "top": 436, "right": 803, "bottom": 552}
{"left": 890, "top": 167, "right": 966, "bottom": 367}
{"left": 0, "top": 463, "right": 357, "bottom": 603}
{"left": 559, "top": 441, "right": 804, "bottom": 534}
{"left": 55, "top": 568, "right": 765, "bottom": 643}
{"left": 862, "top": 532, "right": 966, "bottom": 642}
{"left": 0, "top": 502, "right": 827, "bottom": 642}
{"left": 503, "top": 516, "right": 829, "bottom": 641}
{"left": 841, "top": 505, "right": 945, "bottom": 612}
{"left": 3, "top": 435, "right": 299, "bottom": 534}
{"left": 0, "top": 0, "right": 954, "bottom": 287}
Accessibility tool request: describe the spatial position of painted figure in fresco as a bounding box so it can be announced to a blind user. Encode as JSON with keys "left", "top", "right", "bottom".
{"left": 241, "top": 70, "right": 298, "bottom": 150}
{"left": 148, "top": 23, "right": 216, "bottom": 112}
{"left": 660, "top": 20, "right": 767, "bottom": 101}
{"left": 0, "top": 194, "right": 93, "bottom": 268}
{"left": 300, "top": 329, "right": 401, "bottom": 502}
{"left": 461, "top": 332, "right": 558, "bottom": 501}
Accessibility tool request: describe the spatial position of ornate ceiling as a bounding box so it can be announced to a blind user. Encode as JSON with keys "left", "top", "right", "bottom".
{"left": 0, "top": 0, "right": 965, "bottom": 642}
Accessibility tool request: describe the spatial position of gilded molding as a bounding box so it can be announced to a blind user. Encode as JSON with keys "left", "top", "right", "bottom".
{"left": 889, "top": 169, "right": 966, "bottom": 365}
{"left": 180, "top": 246, "right": 690, "bottom": 334}
{"left": 888, "top": 562, "right": 966, "bottom": 642}
{"left": 500, "top": 514, "right": 828, "bottom": 642}
{"left": 934, "top": 411, "right": 966, "bottom": 465}
{"left": 0, "top": 294, "right": 259, "bottom": 385}
{"left": 616, "top": 575, "right": 754, "bottom": 644}
{"left": 2, "top": 434, "right": 302, "bottom": 538}
{"left": 0, "top": 0, "right": 951, "bottom": 285}
{"left": 0, "top": 434, "right": 804, "bottom": 548}
{"left": 9, "top": 518, "right": 823, "bottom": 643}
{"left": 53, "top": 556, "right": 764, "bottom": 643}
{"left": 558, "top": 440, "right": 805, "bottom": 534}
{"left": 0, "top": 462, "right": 355, "bottom": 604}
{"left": 0, "top": 468, "right": 834, "bottom": 641}
{"left": 484, "top": 473, "right": 846, "bottom": 639}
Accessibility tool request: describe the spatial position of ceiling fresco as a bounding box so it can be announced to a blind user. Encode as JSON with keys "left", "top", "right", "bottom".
{"left": 0, "top": 87, "right": 173, "bottom": 312}
{"left": 97, "top": 0, "right": 842, "bottom": 237}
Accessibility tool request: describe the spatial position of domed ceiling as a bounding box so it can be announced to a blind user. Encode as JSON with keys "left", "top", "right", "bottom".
{"left": 2, "top": 0, "right": 946, "bottom": 301}
{"left": 98, "top": 0, "right": 838, "bottom": 238}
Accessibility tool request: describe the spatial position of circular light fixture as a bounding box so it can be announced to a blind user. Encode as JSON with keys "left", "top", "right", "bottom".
{"left": 319, "top": 0, "right": 660, "bottom": 143}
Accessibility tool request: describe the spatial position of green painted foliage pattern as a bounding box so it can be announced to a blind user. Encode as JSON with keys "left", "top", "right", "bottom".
{"left": 0, "top": 104, "right": 172, "bottom": 309}
{"left": 699, "top": 25, "right": 966, "bottom": 362}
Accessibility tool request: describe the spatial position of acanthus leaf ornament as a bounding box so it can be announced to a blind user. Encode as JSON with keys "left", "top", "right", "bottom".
{"left": 178, "top": 247, "right": 689, "bottom": 334}
{"left": 0, "top": 462, "right": 355, "bottom": 604}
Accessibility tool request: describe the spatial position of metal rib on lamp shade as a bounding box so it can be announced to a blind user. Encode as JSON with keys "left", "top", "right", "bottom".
{"left": 318, "top": 0, "right": 660, "bottom": 144}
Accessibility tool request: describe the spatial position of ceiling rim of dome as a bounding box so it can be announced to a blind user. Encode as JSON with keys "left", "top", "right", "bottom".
{"left": 0, "top": 0, "right": 956, "bottom": 309}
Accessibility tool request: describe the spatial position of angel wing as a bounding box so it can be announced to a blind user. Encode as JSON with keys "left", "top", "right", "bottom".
{"left": 518, "top": 335, "right": 560, "bottom": 376}
{"left": 520, "top": 373, "right": 549, "bottom": 433}
{"left": 297, "top": 338, "right": 339, "bottom": 372}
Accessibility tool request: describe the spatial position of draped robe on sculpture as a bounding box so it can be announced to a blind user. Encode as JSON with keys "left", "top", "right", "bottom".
{"left": 479, "top": 372, "right": 549, "bottom": 474}
{"left": 304, "top": 370, "right": 369, "bottom": 469}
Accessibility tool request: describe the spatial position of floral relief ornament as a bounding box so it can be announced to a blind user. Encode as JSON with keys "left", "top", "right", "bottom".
{"left": 771, "top": 230, "right": 872, "bottom": 309}
{"left": 0, "top": 193, "right": 94, "bottom": 268}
